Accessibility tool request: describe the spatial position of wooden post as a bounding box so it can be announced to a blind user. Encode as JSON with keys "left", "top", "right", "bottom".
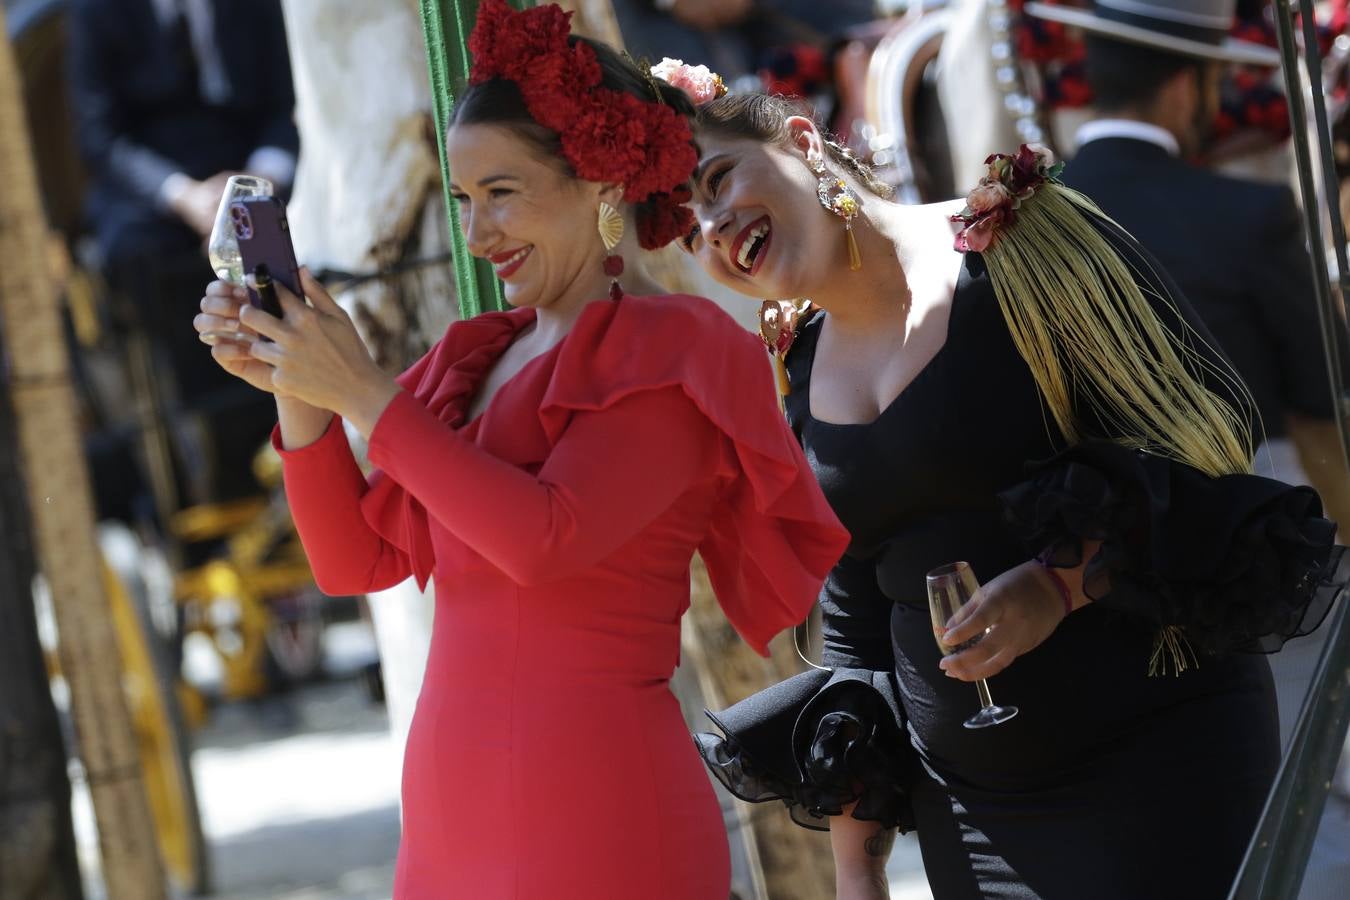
{"left": 0, "top": 330, "right": 83, "bottom": 899}
{"left": 0, "top": 9, "right": 166, "bottom": 898}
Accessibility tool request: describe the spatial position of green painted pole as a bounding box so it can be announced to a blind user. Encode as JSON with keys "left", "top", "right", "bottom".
{"left": 1229, "top": 2, "right": 1350, "bottom": 896}
{"left": 420, "top": 0, "right": 535, "bottom": 319}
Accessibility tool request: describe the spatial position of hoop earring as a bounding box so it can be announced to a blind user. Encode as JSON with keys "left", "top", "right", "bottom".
{"left": 598, "top": 201, "right": 625, "bottom": 301}
{"left": 810, "top": 158, "right": 862, "bottom": 271}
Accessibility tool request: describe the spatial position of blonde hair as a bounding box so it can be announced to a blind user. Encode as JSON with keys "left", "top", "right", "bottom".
{"left": 982, "top": 184, "right": 1254, "bottom": 478}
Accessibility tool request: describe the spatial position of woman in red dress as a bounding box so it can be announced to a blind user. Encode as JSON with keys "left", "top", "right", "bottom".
{"left": 192, "top": 3, "right": 848, "bottom": 897}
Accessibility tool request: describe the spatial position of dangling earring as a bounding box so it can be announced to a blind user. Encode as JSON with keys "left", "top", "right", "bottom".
{"left": 598, "top": 201, "right": 625, "bottom": 301}
{"left": 810, "top": 158, "right": 863, "bottom": 271}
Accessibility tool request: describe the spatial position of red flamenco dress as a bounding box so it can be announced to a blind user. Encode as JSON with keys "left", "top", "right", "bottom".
{"left": 274, "top": 294, "right": 849, "bottom": 899}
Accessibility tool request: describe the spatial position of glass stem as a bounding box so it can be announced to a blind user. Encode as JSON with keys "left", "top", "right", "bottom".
{"left": 976, "top": 678, "right": 995, "bottom": 709}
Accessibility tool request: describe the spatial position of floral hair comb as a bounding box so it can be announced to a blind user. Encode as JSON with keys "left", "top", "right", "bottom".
{"left": 649, "top": 58, "right": 728, "bottom": 107}
{"left": 950, "top": 144, "right": 1065, "bottom": 253}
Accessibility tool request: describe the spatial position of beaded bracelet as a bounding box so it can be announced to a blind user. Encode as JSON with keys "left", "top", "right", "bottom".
{"left": 1035, "top": 557, "right": 1074, "bottom": 617}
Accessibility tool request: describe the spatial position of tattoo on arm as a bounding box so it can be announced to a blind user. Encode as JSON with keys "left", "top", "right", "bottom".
{"left": 864, "top": 825, "right": 896, "bottom": 858}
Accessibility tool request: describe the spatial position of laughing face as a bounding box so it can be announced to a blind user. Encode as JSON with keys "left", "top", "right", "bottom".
{"left": 446, "top": 123, "right": 614, "bottom": 310}
{"left": 681, "top": 128, "right": 839, "bottom": 301}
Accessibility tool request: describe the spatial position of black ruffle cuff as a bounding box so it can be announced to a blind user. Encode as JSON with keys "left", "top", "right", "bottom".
{"left": 999, "top": 441, "right": 1346, "bottom": 658}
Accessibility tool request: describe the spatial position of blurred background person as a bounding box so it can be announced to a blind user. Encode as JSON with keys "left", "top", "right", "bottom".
{"left": 69, "top": 0, "right": 298, "bottom": 526}
{"left": 611, "top": 0, "right": 878, "bottom": 107}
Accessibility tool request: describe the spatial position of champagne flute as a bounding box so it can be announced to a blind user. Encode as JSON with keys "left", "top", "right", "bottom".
{"left": 926, "top": 561, "right": 1019, "bottom": 729}
{"left": 203, "top": 174, "right": 273, "bottom": 343}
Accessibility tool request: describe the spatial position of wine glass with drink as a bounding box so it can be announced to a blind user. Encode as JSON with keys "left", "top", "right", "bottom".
{"left": 202, "top": 174, "right": 273, "bottom": 343}
{"left": 926, "top": 561, "right": 1019, "bottom": 729}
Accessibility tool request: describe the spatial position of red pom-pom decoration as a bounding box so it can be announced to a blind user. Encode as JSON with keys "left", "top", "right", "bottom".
{"left": 468, "top": 0, "right": 698, "bottom": 249}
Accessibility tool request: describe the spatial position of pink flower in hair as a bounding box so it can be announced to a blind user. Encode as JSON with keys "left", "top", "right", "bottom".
{"left": 951, "top": 143, "right": 1065, "bottom": 253}
{"left": 650, "top": 58, "right": 727, "bottom": 106}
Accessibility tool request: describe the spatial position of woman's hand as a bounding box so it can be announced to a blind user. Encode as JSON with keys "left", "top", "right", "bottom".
{"left": 238, "top": 268, "right": 401, "bottom": 438}
{"left": 937, "top": 560, "right": 1067, "bottom": 681}
{"left": 196, "top": 280, "right": 279, "bottom": 394}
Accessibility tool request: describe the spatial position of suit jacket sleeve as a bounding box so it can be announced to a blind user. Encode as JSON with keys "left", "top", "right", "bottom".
{"left": 1248, "top": 186, "right": 1339, "bottom": 420}
{"left": 69, "top": 0, "right": 181, "bottom": 206}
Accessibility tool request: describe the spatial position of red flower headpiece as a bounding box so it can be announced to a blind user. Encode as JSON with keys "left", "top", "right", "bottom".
{"left": 951, "top": 143, "right": 1065, "bottom": 253}
{"left": 468, "top": 0, "right": 697, "bottom": 249}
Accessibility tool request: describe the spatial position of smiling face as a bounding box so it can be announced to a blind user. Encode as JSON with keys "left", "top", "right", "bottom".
{"left": 446, "top": 123, "right": 613, "bottom": 310}
{"left": 681, "top": 127, "right": 840, "bottom": 301}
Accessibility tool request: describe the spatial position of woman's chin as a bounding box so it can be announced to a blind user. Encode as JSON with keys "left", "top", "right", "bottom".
{"left": 501, "top": 282, "right": 536, "bottom": 309}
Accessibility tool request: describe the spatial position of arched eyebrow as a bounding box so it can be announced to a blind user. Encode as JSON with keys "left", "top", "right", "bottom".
{"left": 448, "top": 173, "right": 522, "bottom": 191}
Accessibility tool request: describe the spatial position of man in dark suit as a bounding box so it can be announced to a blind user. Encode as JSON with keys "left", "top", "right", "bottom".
{"left": 71, "top": 0, "right": 298, "bottom": 261}
{"left": 1026, "top": 3, "right": 1350, "bottom": 895}
{"left": 1028, "top": 0, "right": 1346, "bottom": 514}
{"left": 69, "top": 0, "right": 298, "bottom": 513}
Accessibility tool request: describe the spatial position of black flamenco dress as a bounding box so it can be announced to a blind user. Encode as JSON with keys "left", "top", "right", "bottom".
{"left": 695, "top": 243, "right": 1344, "bottom": 899}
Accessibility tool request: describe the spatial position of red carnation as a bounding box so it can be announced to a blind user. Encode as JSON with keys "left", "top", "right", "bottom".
{"left": 566, "top": 95, "right": 648, "bottom": 184}
{"left": 520, "top": 47, "right": 599, "bottom": 127}
{"left": 626, "top": 105, "right": 697, "bottom": 202}
{"left": 637, "top": 189, "right": 695, "bottom": 250}
{"left": 469, "top": 0, "right": 574, "bottom": 85}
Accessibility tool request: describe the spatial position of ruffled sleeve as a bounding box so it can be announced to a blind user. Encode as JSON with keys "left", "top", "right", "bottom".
{"left": 994, "top": 217, "right": 1346, "bottom": 666}
{"left": 693, "top": 667, "right": 915, "bottom": 832}
{"left": 999, "top": 440, "right": 1347, "bottom": 659}
{"left": 536, "top": 294, "right": 851, "bottom": 655}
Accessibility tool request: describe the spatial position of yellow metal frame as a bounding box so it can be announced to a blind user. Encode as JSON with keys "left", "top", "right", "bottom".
{"left": 101, "top": 559, "right": 201, "bottom": 890}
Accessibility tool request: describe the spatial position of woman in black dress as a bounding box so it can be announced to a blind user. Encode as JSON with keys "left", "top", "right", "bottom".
{"left": 670, "top": 90, "right": 1344, "bottom": 899}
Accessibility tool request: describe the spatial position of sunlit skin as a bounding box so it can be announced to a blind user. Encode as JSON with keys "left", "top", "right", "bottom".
{"left": 193, "top": 123, "right": 661, "bottom": 447}
{"left": 681, "top": 116, "right": 1099, "bottom": 686}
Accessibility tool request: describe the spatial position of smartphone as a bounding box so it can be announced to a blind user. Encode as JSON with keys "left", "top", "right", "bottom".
{"left": 231, "top": 195, "right": 301, "bottom": 318}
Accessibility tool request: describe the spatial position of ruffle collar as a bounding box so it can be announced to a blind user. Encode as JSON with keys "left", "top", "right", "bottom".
{"left": 358, "top": 295, "right": 848, "bottom": 654}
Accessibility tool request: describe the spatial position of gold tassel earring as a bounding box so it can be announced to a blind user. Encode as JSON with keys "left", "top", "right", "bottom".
{"left": 811, "top": 158, "right": 863, "bottom": 271}
{"left": 598, "top": 201, "right": 626, "bottom": 301}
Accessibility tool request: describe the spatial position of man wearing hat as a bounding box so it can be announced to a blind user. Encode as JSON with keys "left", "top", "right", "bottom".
{"left": 1024, "top": 2, "right": 1350, "bottom": 896}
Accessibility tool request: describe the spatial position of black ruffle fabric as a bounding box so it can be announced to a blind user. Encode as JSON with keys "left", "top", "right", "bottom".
{"left": 998, "top": 440, "right": 1347, "bottom": 657}
{"left": 693, "top": 667, "right": 915, "bottom": 832}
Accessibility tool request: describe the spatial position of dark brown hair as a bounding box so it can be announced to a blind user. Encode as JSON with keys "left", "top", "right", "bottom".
{"left": 695, "top": 92, "right": 894, "bottom": 199}
{"left": 1083, "top": 35, "right": 1206, "bottom": 114}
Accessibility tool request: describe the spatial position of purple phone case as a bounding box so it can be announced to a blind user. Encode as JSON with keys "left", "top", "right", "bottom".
{"left": 232, "top": 196, "right": 301, "bottom": 316}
